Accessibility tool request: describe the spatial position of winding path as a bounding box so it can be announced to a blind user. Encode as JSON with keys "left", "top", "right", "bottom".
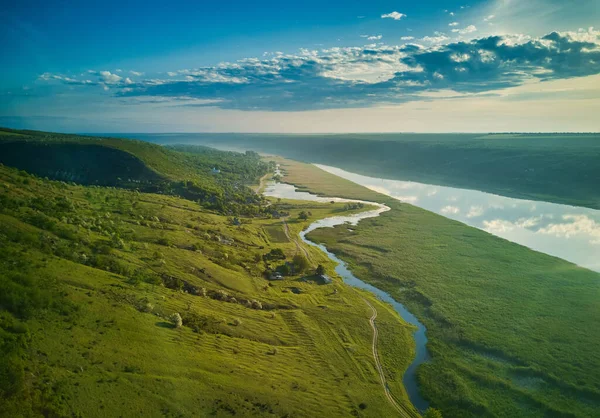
{"left": 282, "top": 218, "right": 313, "bottom": 263}
{"left": 285, "top": 215, "right": 418, "bottom": 416}
{"left": 362, "top": 297, "right": 420, "bottom": 418}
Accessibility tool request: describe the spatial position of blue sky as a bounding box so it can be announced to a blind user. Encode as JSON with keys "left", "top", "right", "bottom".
{"left": 2, "top": 0, "right": 600, "bottom": 132}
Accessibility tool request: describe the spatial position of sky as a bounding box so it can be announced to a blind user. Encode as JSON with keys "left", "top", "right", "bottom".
{"left": 2, "top": 0, "right": 600, "bottom": 133}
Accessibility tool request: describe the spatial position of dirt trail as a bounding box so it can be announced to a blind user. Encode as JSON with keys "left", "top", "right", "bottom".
{"left": 283, "top": 215, "right": 417, "bottom": 416}
{"left": 253, "top": 172, "right": 273, "bottom": 194}
{"left": 362, "top": 297, "right": 420, "bottom": 418}
{"left": 282, "top": 218, "right": 313, "bottom": 264}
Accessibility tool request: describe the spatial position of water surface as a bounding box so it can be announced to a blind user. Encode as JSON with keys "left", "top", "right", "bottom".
{"left": 316, "top": 165, "right": 600, "bottom": 273}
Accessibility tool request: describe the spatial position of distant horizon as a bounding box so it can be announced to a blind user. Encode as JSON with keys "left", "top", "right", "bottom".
{"left": 92, "top": 131, "right": 600, "bottom": 135}
{"left": 3, "top": 126, "right": 600, "bottom": 136}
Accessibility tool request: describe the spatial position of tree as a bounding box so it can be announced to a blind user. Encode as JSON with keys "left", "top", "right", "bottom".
{"left": 292, "top": 254, "right": 310, "bottom": 274}
{"left": 277, "top": 263, "right": 291, "bottom": 276}
{"left": 316, "top": 264, "right": 326, "bottom": 276}
{"left": 264, "top": 248, "right": 285, "bottom": 261}
{"left": 423, "top": 408, "right": 443, "bottom": 418}
{"left": 169, "top": 313, "right": 183, "bottom": 328}
{"left": 298, "top": 211, "right": 309, "bottom": 221}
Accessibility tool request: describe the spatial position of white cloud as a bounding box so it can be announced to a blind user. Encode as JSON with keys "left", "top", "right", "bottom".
{"left": 537, "top": 214, "right": 600, "bottom": 243}
{"left": 452, "top": 25, "right": 477, "bottom": 35}
{"left": 130, "top": 71, "right": 144, "bottom": 76}
{"left": 361, "top": 34, "right": 382, "bottom": 41}
{"left": 483, "top": 219, "right": 515, "bottom": 233}
{"left": 466, "top": 206, "right": 484, "bottom": 218}
{"left": 484, "top": 15, "right": 496, "bottom": 22}
{"left": 35, "top": 28, "right": 600, "bottom": 116}
{"left": 449, "top": 22, "right": 459, "bottom": 27}
{"left": 451, "top": 53, "right": 471, "bottom": 62}
{"left": 401, "top": 36, "right": 415, "bottom": 41}
{"left": 422, "top": 34, "right": 450, "bottom": 44}
{"left": 515, "top": 216, "right": 542, "bottom": 228}
{"left": 38, "top": 72, "right": 95, "bottom": 85}
{"left": 440, "top": 205, "right": 460, "bottom": 214}
{"left": 381, "top": 11, "right": 406, "bottom": 20}
{"left": 99, "top": 71, "right": 122, "bottom": 84}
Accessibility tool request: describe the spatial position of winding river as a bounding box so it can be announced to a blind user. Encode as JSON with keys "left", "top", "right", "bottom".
{"left": 263, "top": 180, "right": 430, "bottom": 412}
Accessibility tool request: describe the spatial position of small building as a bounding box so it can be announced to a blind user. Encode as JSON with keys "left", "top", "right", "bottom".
{"left": 269, "top": 272, "right": 284, "bottom": 281}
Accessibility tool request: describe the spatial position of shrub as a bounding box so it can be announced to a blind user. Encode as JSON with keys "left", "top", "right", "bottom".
{"left": 263, "top": 248, "right": 285, "bottom": 261}
{"left": 169, "top": 313, "right": 183, "bottom": 328}
{"left": 213, "top": 290, "right": 229, "bottom": 300}
{"left": 424, "top": 408, "right": 443, "bottom": 418}
{"left": 277, "top": 263, "right": 291, "bottom": 276}
{"left": 156, "top": 237, "right": 170, "bottom": 246}
{"left": 182, "top": 312, "right": 221, "bottom": 334}
{"left": 316, "top": 264, "right": 326, "bottom": 276}
{"left": 292, "top": 254, "right": 309, "bottom": 274}
{"left": 232, "top": 318, "right": 241, "bottom": 326}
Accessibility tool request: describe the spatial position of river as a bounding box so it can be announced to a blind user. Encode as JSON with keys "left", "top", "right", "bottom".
{"left": 263, "top": 179, "right": 431, "bottom": 412}
{"left": 315, "top": 164, "right": 600, "bottom": 273}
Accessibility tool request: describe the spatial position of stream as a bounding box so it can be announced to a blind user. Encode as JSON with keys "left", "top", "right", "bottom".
{"left": 263, "top": 179, "right": 430, "bottom": 412}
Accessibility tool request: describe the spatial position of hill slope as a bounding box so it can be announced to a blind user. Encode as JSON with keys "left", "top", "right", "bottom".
{"left": 0, "top": 132, "right": 417, "bottom": 417}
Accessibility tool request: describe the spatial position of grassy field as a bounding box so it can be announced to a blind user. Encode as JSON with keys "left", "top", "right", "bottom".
{"left": 0, "top": 138, "right": 418, "bottom": 417}
{"left": 131, "top": 132, "right": 600, "bottom": 210}
{"left": 274, "top": 159, "right": 600, "bottom": 417}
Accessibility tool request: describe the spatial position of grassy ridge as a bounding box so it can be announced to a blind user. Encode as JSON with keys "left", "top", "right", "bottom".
{"left": 0, "top": 128, "right": 273, "bottom": 216}
{"left": 135, "top": 132, "right": 600, "bottom": 210}
{"left": 275, "top": 159, "right": 600, "bottom": 417}
{"left": 0, "top": 140, "right": 417, "bottom": 416}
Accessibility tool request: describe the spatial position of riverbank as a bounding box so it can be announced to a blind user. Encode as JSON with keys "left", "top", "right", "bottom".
{"left": 264, "top": 178, "right": 429, "bottom": 414}
{"left": 276, "top": 157, "right": 600, "bottom": 418}
{"left": 124, "top": 132, "right": 600, "bottom": 211}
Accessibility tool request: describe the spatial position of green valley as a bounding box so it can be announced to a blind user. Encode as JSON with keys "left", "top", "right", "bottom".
{"left": 0, "top": 129, "right": 417, "bottom": 417}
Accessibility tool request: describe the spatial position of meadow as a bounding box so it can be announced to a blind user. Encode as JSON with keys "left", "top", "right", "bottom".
{"left": 0, "top": 129, "right": 419, "bottom": 417}
{"left": 131, "top": 132, "right": 600, "bottom": 210}
{"left": 276, "top": 158, "right": 600, "bottom": 417}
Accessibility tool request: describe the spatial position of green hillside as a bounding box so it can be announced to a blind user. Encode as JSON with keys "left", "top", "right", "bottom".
{"left": 0, "top": 128, "right": 271, "bottom": 216}
{"left": 0, "top": 131, "right": 417, "bottom": 417}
